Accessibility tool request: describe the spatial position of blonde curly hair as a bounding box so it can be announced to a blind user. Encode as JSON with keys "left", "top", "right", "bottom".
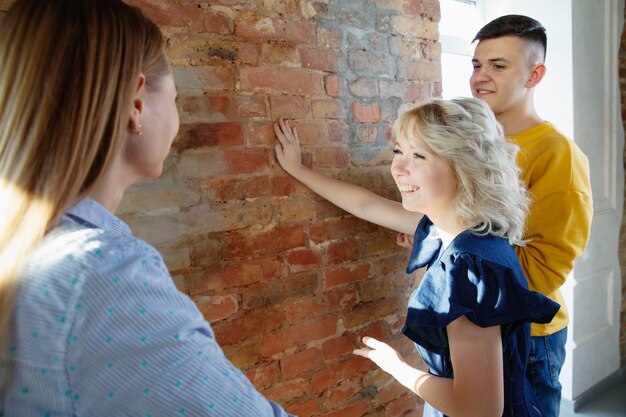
{"left": 392, "top": 97, "right": 529, "bottom": 246}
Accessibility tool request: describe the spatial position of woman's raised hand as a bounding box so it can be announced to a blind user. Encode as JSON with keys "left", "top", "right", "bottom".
{"left": 354, "top": 337, "right": 420, "bottom": 392}
{"left": 274, "top": 118, "right": 303, "bottom": 175}
{"left": 354, "top": 337, "right": 406, "bottom": 376}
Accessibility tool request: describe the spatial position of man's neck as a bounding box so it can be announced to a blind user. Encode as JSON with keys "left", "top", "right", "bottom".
{"left": 496, "top": 101, "right": 544, "bottom": 136}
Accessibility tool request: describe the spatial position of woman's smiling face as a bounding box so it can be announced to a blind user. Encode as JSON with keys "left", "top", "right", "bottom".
{"left": 390, "top": 124, "right": 459, "bottom": 218}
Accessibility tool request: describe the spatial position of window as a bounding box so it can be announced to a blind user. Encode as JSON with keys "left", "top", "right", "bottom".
{"left": 439, "top": 0, "right": 484, "bottom": 99}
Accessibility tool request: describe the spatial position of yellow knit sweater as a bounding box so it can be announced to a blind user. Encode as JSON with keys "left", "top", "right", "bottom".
{"left": 509, "top": 122, "right": 593, "bottom": 336}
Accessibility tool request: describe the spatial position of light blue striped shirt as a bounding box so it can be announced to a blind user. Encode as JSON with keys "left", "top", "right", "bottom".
{"left": 1, "top": 198, "right": 294, "bottom": 417}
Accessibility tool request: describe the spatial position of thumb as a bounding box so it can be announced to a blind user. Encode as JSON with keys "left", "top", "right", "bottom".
{"left": 275, "top": 143, "right": 283, "bottom": 157}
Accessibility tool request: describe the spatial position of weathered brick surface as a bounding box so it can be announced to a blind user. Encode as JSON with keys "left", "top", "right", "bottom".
{"left": 0, "top": 0, "right": 442, "bottom": 414}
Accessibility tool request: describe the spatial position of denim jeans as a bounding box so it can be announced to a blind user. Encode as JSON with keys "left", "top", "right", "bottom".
{"left": 526, "top": 328, "right": 568, "bottom": 417}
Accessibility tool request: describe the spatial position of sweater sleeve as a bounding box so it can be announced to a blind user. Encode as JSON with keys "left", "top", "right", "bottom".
{"left": 515, "top": 134, "right": 593, "bottom": 297}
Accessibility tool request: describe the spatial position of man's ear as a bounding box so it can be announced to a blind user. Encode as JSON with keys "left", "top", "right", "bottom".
{"left": 128, "top": 74, "right": 146, "bottom": 134}
{"left": 526, "top": 63, "right": 546, "bottom": 89}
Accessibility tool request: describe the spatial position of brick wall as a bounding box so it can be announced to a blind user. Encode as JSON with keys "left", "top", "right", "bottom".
{"left": 0, "top": 1, "right": 440, "bottom": 416}
{"left": 125, "top": 1, "right": 441, "bottom": 415}
{"left": 619, "top": 3, "right": 626, "bottom": 368}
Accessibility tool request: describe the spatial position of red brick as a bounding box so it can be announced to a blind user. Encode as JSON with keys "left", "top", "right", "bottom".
{"left": 402, "top": 405, "right": 425, "bottom": 417}
{"left": 405, "top": 0, "right": 423, "bottom": 15}
{"left": 312, "top": 99, "right": 347, "bottom": 119}
{"left": 222, "top": 148, "right": 269, "bottom": 174}
{"left": 300, "top": 47, "right": 344, "bottom": 72}
{"left": 352, "top": 102, "right": 382, "bottom": 123}
{"left": 311, "top": 356, "right": 374, "bottom": 392}
{"left": 433, "top": 81, "right": 443, "bottom": 97}
{"left": 240, "top": 66, "right": 323, "bottom": 95}
{"left": 238, "top": 95, "right": 267, "bottom": 118}
{"left": 291, "top": 121, "right": 328, "bottom": 146}
{"left": 309, "top": 218, "right": 373, "bottom": 244}
{"left": 189, "top": 259, "right": 279, "bottom": 294}
{"left": 262, "top": 378, "right": 310, "bottom": 405}
{"left": 327, "top": 239, "right": 360, "bottom": 264}
{"left": 241, "top": 272, "right": 320, "bottom": 310}
{"left": 133, "top": 3, "right": 231, "bottom": 34}
{"left": 260, "top": 44, "right": 301, "bottom": 67}
{"left": 385, "top": 393, "right": 421, "bottom": 417}
{"left": 363, "top": 234, "right": 396, "bottom": 256}
{"left": 176, "top": 122, "right": 243, "bottom": 150}
{"left": 235, "top": 15, "right": 317, "bottom": 45}
{"left": 321, "top": 399, "right": 371, "bottom": 417}
{"left": 177, "top": 96, "right": 235, "bottom": 124}
{"left": 222, "top": 226, "right": 306, "bottom": 258}
{"left": 194, "top": 294, "right": 238, "bottom": 322}
{"left": 343, "top": 298, "right": 400, "bottom": 329}
{"left": 190, "top": 236, "right": 220, "bottom": 267}
{"left": 422, "top": 0, "right": 441, "bottom": 22}
{"left": 207, "top": 175, "right": 272, "bottom": 202}
{"left": 279, "top": 198, "right": 315, "bottom": 224}
{"left": 325, "top": 74, "right": 342, "bottom": 97}
{"left": 272, "top": 175, "right": 297, "bottom": 197}
{"left": 328, "top": 121, "right": 350, "bottom": 143}
{"left": 324, "top": 263, "right": 371, "bottom": 289}
{"left": 376, "top": 380, "right": 408, "bottom": 405}
{"left": 270, "top": 95, "right": 311, "bottom": 119}
{"left": 358, "top": 321, "right": 392, "bottom": 343}
{"left": 314, "top": 146, "right": 351, "bottom": 169}
{"left": 286, "top": 398, "right": 320, "bottom": 417}
{"left": 325, "top": 379, "right": 361, "bottom": 408}
{"left": 406, "top": 83, "right": 428, "bottom": 102}
{"left": 285, "top": 249, "right": 322, "bottom": 272}
{"left": 359, "top": 275, "right": 393, "bottom": 302}
{"left": 222, "top": 338, "right": 262, "bottom": 370}
{"left": 285, "top": 297, "right": 326, "bottom": 324}
{"left": 248, "top": 121, "right": 276, "bottom": 148}
{"left": 237, "top": 42, "right": 260, "bottom": 65}
{"left": 322, "top": 334, "right": 358, "bottom": 361}
{"left": 212, "top": 306, "right": 285, "bottom": 345}
{"left": 245, "top": 362, "right": 279, "bottom": 389}
{"left": 325, "top": 287, "right": 360, "bottom": 312}
{"left": 315, "top": 197, "right": 348, "bottom": 220}
{"left": 281, "top": 348, "right": 321, "bottom": 379}
{"left": 261, "top": 316, "right": 339, "bottom": 356}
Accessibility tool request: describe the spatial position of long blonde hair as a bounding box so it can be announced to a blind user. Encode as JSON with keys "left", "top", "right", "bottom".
{"left": 393, "top": 97, "right": 530, "bottom": 245}
{"left": 0, "top": 0, "right": 169, "bottom": 354}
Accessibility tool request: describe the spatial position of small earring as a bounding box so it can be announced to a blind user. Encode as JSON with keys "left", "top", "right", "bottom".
{"left": 131, "top": 124, "right": 143, "bottom": 135}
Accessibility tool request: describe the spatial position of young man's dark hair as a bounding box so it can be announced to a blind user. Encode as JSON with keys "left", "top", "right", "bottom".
{"left": 473, "top": 14, "right": 547, "bottom": 63}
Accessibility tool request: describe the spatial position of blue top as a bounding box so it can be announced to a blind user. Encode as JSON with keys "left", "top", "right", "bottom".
{"left": 0, "top": 198, "right": 294, "bottom": 417}
{"left": 402, "top": 217, "right": 560, "bottom": 417}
